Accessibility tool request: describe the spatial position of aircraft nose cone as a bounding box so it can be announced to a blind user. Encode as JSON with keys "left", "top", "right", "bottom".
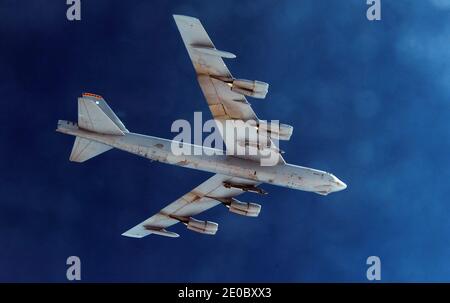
{"left": 331, "top": 175, "right": 347, "bottom": 191}
{"left": 338, "top": 180, "right": 347, "bottom": 190}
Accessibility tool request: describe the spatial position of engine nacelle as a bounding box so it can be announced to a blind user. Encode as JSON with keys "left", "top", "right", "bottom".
{"left": 186, "top": 218, "right": 219, "bottom": 235}
{"left": 229, "top": 199, "right": 262, "bottom": 217}
{"left": 258, "top": 121, "right": 293, "bottom": 141}
{"left": 231, "top": 79, "right": 269, "bottom": 99}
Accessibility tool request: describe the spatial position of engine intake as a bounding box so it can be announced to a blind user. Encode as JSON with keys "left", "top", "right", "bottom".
{"left": 229, "top": 199, "right": 262, "bottom": 217}
{"left": 231, "top": 79, "right": 269, "bottom": 99}
{"left": 186, "top": 218, "right": 219, "bottom": 235}
{"left": 258, "top": 121, "right": 293, "bottom": 141}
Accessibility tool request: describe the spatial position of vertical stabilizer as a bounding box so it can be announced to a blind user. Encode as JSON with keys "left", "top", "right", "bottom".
{"left": 78, "top": 93, "right": 128, "bottom": 135}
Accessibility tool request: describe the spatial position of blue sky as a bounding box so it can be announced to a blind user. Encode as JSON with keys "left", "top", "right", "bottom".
{"left": 0, "top": 0, "right": 449, "bottom": 282}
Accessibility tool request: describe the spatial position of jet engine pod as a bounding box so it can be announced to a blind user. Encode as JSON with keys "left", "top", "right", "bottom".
{"left": 186, "top": 218, "right": 219, "bottom": 235}
{"left": 258, "top": 121, "right": 293, "bottom": 141}
{"left": 231, "top": 79, "right": 269, "bottom": 99}
{"left": 229, "top": 199, "right": 261, "bottom": 217}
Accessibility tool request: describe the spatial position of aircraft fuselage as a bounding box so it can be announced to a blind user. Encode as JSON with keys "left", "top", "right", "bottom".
{"left": 57, "top": 121, "right": 346, "bottom": 195}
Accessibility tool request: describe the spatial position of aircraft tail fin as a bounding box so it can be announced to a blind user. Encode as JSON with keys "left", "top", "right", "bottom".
{"left": 69, "top": 137, "right": 112, "bottom": 163}
{"left": 58, "top": 93, "right": 128, "bottom": 162}
{"left": 77, "top": 93, "right": 128, "bottom": 135}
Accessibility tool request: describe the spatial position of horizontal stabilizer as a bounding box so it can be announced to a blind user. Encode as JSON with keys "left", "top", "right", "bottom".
{"left": 69, "top": 137, "right": 112, "bottom": 163}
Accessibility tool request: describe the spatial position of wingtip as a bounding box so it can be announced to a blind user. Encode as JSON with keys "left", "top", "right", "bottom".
{"left": 122, "top": 228, "right": 180, "bottom": 238}
{"left": 121, "top": 232, "right": 145, "bottom": 238}
{"left": 173, "top": 14, "right": 200, "bottom": 23}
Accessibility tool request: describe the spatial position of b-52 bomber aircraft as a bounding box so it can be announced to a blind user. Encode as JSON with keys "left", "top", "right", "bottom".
{"left": 57, "top": 15, "right": 347, "bottom": 238}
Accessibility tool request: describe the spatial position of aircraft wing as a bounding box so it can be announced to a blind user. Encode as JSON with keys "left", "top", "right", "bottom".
{"left": 122, "top": 174, "right": 259, "bottom": 238}
{"left": 173, "top": 14, "right": 256, "bottom": 121}
{"left": 174, "top": 15, "right": 285, "bottom": 164}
